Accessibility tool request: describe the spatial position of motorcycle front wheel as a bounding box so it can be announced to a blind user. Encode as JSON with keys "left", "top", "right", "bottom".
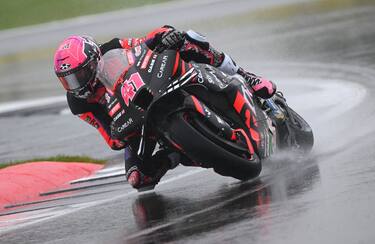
{"left": 165, "top": 111, "right": 262, "bottom": 181}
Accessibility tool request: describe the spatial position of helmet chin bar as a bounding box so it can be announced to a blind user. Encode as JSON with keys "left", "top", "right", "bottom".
{"left": 69, "top": 81, "right": 94, "bottom": 99}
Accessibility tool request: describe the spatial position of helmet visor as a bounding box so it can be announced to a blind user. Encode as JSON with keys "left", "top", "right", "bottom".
{"left": 58, "top": 61, "right": 97, "bottom": 91}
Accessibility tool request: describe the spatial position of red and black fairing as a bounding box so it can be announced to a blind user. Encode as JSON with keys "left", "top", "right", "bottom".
{"left": 108, "top": 42, "right": 263, "bottom": 160}
{"left": 110, "top": 43, "right": 192, "bottom": 140}
{"left": 178, "top": 66, "right": 264, "bottom": 159}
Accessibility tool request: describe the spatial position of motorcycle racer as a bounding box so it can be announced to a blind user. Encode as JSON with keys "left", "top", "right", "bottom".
{"left": 53, "top": 25, "right": 280, "bottom": 190}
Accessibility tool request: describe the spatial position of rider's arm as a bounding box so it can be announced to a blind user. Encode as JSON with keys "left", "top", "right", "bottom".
{"left": 67, "top": 93, "right": 126, "bottom": 150}
{"left": 102, "top": 26, "right": 222, "bottom": 67}
{"left": 78, "top": 111, "right": 126, "bottom": 150}
{"left": 127, "top": 26, "right": 225, "bottom": 67}
{"left": 114, "top": 25, "right": 176, "bottom": 50}
{"left": 101, "top": 25, "right": 180, "bottom": 52}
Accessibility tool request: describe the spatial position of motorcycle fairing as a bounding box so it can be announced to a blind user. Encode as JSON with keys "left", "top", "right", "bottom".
{"left": 102, "top": 43, "right": 274, "bottom": 160}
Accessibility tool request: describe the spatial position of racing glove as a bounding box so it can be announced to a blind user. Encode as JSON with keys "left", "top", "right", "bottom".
{"left": 237, "top": 67, "right": 277, "bottom": 99}
{"left": 154, "top": 29, "right": 186, "bottom": 53}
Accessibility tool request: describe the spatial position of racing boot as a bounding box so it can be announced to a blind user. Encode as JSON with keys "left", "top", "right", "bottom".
{"left": 126, "top": 167, "right": 154, "bottom": 191}
{"left": 214, "top": 51, "right": 276, "bottom": 99}
{"left": 237, "top": 67, "right": 277, "bottom": 99}
{"left": 126, "top": 165, "right": 169, "bottom": 191}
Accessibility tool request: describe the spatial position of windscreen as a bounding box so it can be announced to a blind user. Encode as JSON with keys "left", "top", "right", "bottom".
{"left": 96, "top": 49, "right": 129, "bottom": 90}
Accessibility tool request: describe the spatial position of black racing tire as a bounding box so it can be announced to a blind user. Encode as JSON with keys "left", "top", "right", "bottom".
{"left": 286, "top": 107, "right": 314, "bottom": 153}
{"left": 166, "top": 112, "right": 261, "bottom": 180}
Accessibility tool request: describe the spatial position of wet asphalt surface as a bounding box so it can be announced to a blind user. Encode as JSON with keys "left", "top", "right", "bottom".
{"left": 1, "top": 0, "right": 375, "bottom": 243}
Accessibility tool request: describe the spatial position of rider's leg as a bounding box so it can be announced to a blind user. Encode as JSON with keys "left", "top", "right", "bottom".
{"left": 124, "top": 145, "right": 155, "bottom": 189}
{"left": 182, "top": 30, "right": 277, "bottom": 99}
{"left": 180, "top": 30, "right": 286, "bottom": 124}
{"left": 124, "top": 140, "right": 174, "bottom": 189}
{"left": 216, "top": 53, "right": 286, "bottom": 122}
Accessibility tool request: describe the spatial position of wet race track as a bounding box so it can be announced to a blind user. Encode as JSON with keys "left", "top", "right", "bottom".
{"left": 1, "top": 0, "right": 375, "bottom": 243}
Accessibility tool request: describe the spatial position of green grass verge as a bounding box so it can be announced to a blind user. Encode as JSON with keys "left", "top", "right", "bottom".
{"left": 0, "top": 155, "right": 107, "bottom": 170}
{"left": 0, "top": 0, "right": 172, "bottom": 30}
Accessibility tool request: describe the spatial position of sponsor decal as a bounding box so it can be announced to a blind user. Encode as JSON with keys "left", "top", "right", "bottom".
{"left": 157, "top": 55, "right": 168, "bottom": 78}
{"left": 137, "top": 49, "right": 147, "bottom": 67}
{"left": 205, "top": 68, "right": 227, "bottom": 88}
{"left": 126, "top": 50, "right": 135, "bottom": 65}
{"left": 105, "top": 99, "right": 116, "bottom": 108}
{"left": 141, "top": 50, "right": 153, "bottom": 69}
{"left": 113, "top": 109, "right": 125, "bottom": 122}
{"left": 134, "top": 46, "right": 142, "bottom": 57}
{"left": 105, "top": 93, "right": 111, "bottom": 104}
{"left": 60, "top": 63, "right": 71, "bottom": 70}
{"left": 121, "top": 72, "right": 145, "bottom": 106}
{"left": 147, "top": 56, "right": 157, "bottom": 73}
{"left": 107, "top": 97, "right": 118, "bottom": 108}
{"left": 109, "top": 103, "right": 121, "bottom": 117}
{"left": 84, "top": 116, "right": 99, "bottom": 129}
{"left": 117, "top": 117, "right": 134, "bottom": 132}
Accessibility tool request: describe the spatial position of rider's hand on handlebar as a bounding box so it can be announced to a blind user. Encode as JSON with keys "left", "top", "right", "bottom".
{"left": 154, "top": 29, "right": 185, "bottom": 53}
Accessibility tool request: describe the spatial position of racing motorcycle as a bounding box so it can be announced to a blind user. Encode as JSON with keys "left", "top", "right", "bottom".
{"left": 97, "top": 43, "right": 314, "bottom": 181}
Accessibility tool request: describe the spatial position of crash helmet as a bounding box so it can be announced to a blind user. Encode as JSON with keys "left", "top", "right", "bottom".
{"left": 54, "top": 35, "right": 101, "bottom": 98}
